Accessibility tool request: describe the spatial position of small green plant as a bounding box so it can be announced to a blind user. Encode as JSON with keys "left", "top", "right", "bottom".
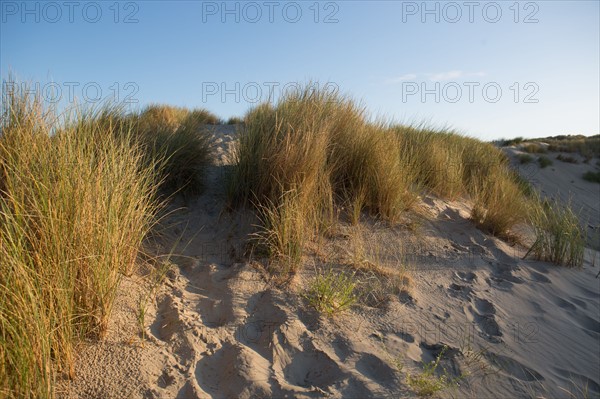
{"left": 518, "top": 154, "right": 534, "bottom": 164}
{"left": 304, "top": 267, "right": 357, "bottom": 317}
{"left": 582, "top": 170, "right": 600, "bottom": 183}
{"left": 538, "top": 155, "right": 553, "bottom": 168}
{"left": 406, "top": 346, "right": 462, "bottom": 397}
{"left": 525, "top": 198, "right": 586, "bottom": 268}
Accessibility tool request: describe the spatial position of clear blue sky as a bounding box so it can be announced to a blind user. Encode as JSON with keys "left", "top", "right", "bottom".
{"left": 1, "top": 0, "right": 598, "bottom": 140}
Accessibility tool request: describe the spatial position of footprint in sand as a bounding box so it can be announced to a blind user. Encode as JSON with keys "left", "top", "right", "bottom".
{"left": 355, "top": 353, "right": 399, "bottom": 388}
{"left": 151, "top": 296, "right": 183, "bottom": 342}
{"left": 465, "top": 296, "right": 502, "bottom": 343}
{"left": 448, "top": 283, "right": 472, "bottom": 299}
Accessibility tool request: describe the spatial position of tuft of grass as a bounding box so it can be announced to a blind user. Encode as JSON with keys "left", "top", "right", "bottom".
{"left": 304, "top": 267, "right": 357, "bottom": 317}
{"left": 582, "top": 170, "right": 600, "bottom": 183}
{"left": 556, "top": 154, "right": 580, "bottom": 164}
{"left": 252, "top": 187, "right": 308, "bottom": 275}
{"left": 525, "top": 198, "right": 586, "bottom": 268}
{"left": 406, "top": 346, "right": 462, "bottom": 396}
{"left": 538, "top": 155, "right": 553, "bottom": 168}
{"left": 226, "top": 116, "right": 243, "bottom": 125}
{"left": 137, "top": 104, "right": 220, "bottom": 130}
{"left": 230, "top": 86, "right": 418, "bottom": 273}
{"left": 0, "top": 80, "right": 163, "bottom": 397}
{"left": 518, "top": 154, "right": 534, "bottom": 164}
{"left": 131, "top": 105, "right": 215, "bottom": 197}
{"left": 471, "top": 170, "right": 528, "bottom": 238}
{"left": 522, "top": 143, "right": 547, "bottom": 154}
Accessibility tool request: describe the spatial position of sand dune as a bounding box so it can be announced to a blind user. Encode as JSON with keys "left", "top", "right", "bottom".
{"left": 59, "top": 128, "right": 600, "bottom": 399}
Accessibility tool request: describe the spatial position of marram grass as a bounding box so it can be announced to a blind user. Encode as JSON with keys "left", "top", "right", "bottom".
{"left": 0, "top": 83, "right": 163, "bottom": 398}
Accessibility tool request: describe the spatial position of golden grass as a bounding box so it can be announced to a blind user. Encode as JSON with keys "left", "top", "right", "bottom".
{"left": 525, "top": 197, "right": 586, "bottom": 268}
{"left": 132, "top": 105, "right": 215, "bottom": 196}
{"left": 0, "top": 82, "right": 163, "bottom": 398}
{"left": 230, "top": 85, "right": 533, "bottom": 273}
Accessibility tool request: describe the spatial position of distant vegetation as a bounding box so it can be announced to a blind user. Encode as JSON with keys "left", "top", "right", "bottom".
{"left": 499, "top": 136, "right": 524, "bottom": 146}
{"left": 226, "top": 116, "right": 244, "bottom": 125}
{"left": 522, "top": 143, "right": 547, "bottom": 154}
{"left": 502, "top": 134, "right": 600, "bottom": 159}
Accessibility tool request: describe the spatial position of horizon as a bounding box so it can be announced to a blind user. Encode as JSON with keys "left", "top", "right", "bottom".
{"left": 1, "top": 1, "right": 599, "bottom": 141}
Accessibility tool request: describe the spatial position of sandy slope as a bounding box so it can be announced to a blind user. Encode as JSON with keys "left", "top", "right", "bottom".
{"left": 59, "top": 129, "right": 600, "bottom": 399}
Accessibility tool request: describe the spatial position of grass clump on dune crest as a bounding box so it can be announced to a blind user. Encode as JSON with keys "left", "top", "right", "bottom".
{"left": 230, "top": 87, "right": 417, "bottom": 272}
{"left": 0, "top": 81, "right": 163, "bottom": 398}
{"left": 231, "top": 84, "right": 532, "bottom": 273}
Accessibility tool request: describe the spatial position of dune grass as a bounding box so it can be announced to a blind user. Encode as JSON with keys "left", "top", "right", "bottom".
{"left": 582, "top": 171, "right": 600, "bottom": 183}
{"left": 230, "top": 85, "right": 530, "bottom": 273}
{"left": 525, "top": 198, "right": 586, "bottom": 268}
{"left": 0, "top": 84, "right": 163, "bottom": 398}
{"left": 226, "top": 116, "right": 243, "bottom": 125}
{"left": 556, "top": 154, "right": 580, "bottom": 164}
{"left": 522, "top": 143, "right": 547, "bottom": 154}
{"left": 471, "top": 170, "right": 528, "bottom": 238}
{"left": 131, "top": 105, "right": 215, "bottom": 197}
{"left": 518, "top": 154, "right": 534, "bottom": 164}
{"left": 538, "top": 156, "right": 553, "bottom": 168}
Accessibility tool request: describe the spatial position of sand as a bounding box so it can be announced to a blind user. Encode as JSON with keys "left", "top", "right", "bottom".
{"left": 58, "top": 131, "right": 600, "bottom": 399}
